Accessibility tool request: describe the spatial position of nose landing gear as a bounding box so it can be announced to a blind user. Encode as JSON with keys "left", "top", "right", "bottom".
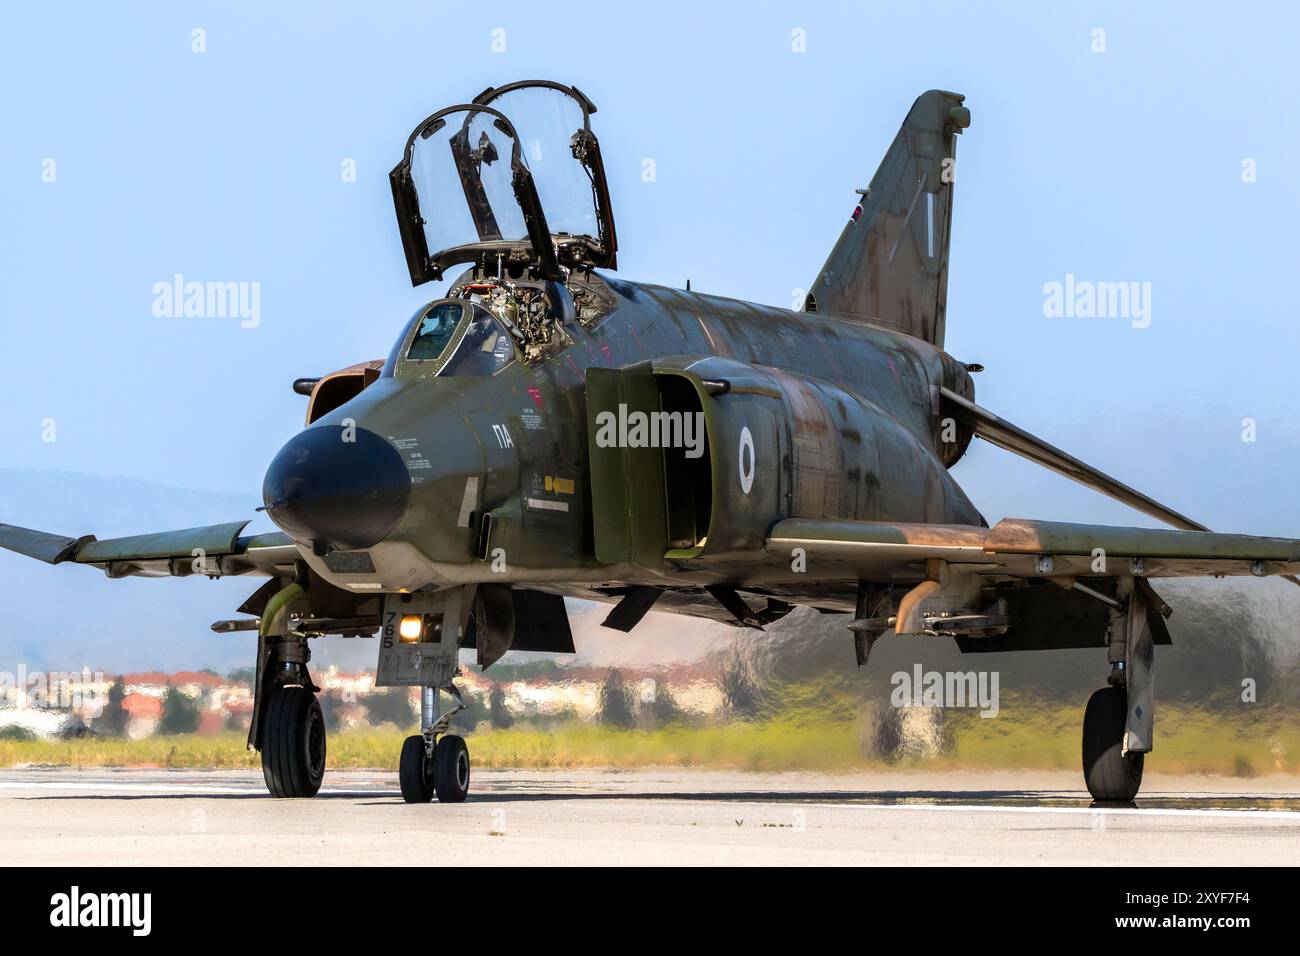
{"left": 379, "top": 587, "right": 475, "bottom": 803}
{"left": 399, "top": 682, "right": 469, "bottom": 803}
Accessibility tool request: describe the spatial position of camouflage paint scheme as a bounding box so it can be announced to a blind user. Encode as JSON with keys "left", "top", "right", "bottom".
{"left": 3, "top": 86, "right": 1297, "bottom": 790}
{"left": 297, "top": 272, "right": 982, "bottom": 598}
{"left": 3, "top": 86, "right": 1296, "bottom": 628}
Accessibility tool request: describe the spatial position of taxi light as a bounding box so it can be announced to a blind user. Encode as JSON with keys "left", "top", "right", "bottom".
{"left": 398, "top": 614, "right": 424, "bottom": 643}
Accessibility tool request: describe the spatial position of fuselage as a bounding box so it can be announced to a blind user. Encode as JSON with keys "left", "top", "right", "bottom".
{"left": 265, "top": 271, "right": 984, "bottom": 606}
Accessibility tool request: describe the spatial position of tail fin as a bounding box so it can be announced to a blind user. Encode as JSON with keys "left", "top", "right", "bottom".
{"left": 804, "top": 90, "right": 968, "bottom": 348}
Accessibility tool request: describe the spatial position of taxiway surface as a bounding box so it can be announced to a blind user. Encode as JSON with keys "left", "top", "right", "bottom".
{"left": 2, "top": 768, "right": 1296, "bottom": 865}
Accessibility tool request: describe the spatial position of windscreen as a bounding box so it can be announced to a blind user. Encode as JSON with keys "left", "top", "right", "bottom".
{"left": 409, "top": 107, "right": 529, "bottom": 257}
{"left": 440, "top": 306, "right": 516, "bottom": 376}
{"left": 383, "top": 301, "right": 516, "bottom": 379}
{"left": 406, "top": 301, "right": 464, "bottom": 360}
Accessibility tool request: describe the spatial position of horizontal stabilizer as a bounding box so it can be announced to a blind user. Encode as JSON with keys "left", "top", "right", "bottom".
{"left": 939, "top": 387, "right": 1206, "bottom": 532}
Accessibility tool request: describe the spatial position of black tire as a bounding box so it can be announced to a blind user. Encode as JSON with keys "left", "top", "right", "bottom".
{"left": 399, "top": 735, "right": 434, "bottom": 803}
{"left": 433, "top": 734, "right": 470, "bottom": 803}
{"left": 261, "top": 686, "right": 326, "bottom": 798}
{"left": 1082, "top": 685, "right": 1144, "bottom": 802}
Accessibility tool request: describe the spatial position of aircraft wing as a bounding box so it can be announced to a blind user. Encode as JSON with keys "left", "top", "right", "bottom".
{"left": 0, "top": 520, "right": 298, "bottom": 579}
{"left": 766, "top": 517, "right": 1300, "bottom": 582}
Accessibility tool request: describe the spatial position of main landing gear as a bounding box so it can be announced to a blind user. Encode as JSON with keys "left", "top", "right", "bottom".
{"left": 399, "top": 682, "right": 470, "bottom": 804}
{"left": 250, "top": 580, "right": 328, "bottom": 798}
{"left": 1082, "top": 682, "right": 1143, "bottom": 803}
{"left": 262, "top": 685, "right": 327, "bottom": 798}
{"left": 1080, "top": 577, "right": 1158, "bottom": 804}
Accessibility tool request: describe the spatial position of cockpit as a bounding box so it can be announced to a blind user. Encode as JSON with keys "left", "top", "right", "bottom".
{"left": 387, "top": 80, "right": 620, "bottom": 377}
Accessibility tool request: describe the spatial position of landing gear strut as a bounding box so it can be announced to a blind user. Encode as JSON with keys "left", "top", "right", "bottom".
{"left": 399, "top": 682, "right": 469, "bottom": 804}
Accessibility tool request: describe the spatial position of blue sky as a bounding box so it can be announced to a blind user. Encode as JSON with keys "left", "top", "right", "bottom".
{"left": 1, "top": 3, "right": 1297, "bottom": 563}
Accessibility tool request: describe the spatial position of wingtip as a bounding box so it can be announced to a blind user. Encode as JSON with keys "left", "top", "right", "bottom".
{"left": 0, "top": 523, "right": 96, "bottom": 564}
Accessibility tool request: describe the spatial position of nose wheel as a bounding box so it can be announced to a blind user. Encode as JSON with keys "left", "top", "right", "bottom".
{"left": 399, "top": 734, "right": 434, "bottom": 803}
{"left": 398, "top": 682, "right": 470, "bottom": 804}
{"left": 399, "top": 733, "right": 471, "bottom": 803}
{"left": 433, "top": 735, "right": 470, "bottom": 802}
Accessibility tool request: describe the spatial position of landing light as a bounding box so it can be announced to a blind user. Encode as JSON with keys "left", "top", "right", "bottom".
{"left": 398, "top": 615, "right": 424, "bottom": 642}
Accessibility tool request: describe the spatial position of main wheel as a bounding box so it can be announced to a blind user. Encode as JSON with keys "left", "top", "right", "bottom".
{"left": 433, "top": 734, "right": 470, "bottom": 803}
{"left": 1082, "top": 685, "right": 1144, "bottom": 803}
{"left": 399, "top": 734, "right": 434, "bottom": 803}
{"left": 262, "top": 686, "right": 326, "bottom": 798}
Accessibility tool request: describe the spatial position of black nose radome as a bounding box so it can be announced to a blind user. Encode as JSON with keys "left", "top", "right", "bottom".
{"left": 262, "top": 425, "right": 410, "bottom": 550}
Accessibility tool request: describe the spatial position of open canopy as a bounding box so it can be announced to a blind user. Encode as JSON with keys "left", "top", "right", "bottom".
{"left": 390, "top": 81, "right": 617, "bottom": 286}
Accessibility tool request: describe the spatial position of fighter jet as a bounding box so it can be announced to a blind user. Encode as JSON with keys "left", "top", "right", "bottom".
{"left": 4, "top": 81, "right": 1297, "bottom": 804}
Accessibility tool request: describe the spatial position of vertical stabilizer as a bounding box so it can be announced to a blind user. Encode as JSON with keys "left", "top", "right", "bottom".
{"left": 805, "top": 90, "right": 968, "bottom": 347}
